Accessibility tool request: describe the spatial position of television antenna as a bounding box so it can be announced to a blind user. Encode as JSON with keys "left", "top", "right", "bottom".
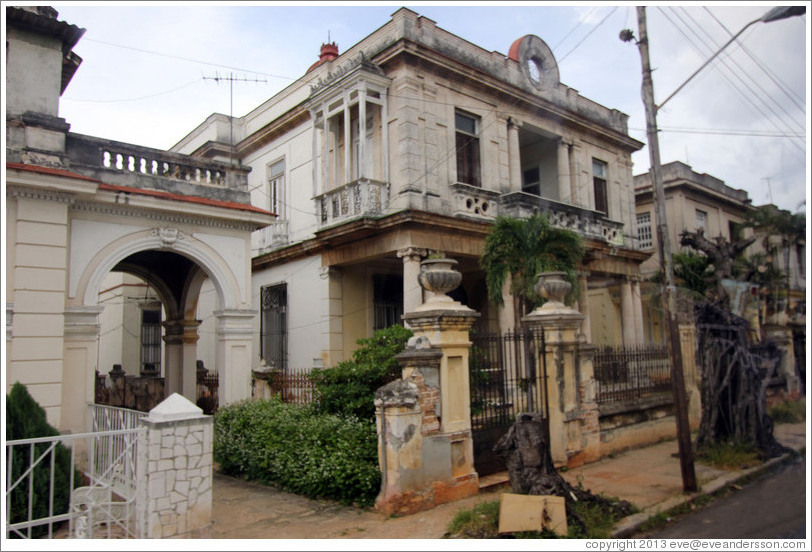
{"left": 203, "top": 72, "right": 268, "bottom": 165}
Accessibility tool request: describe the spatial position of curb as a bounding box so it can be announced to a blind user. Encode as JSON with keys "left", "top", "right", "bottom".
{"left": 611, "top": 447, "right": 804, "bottom": 538}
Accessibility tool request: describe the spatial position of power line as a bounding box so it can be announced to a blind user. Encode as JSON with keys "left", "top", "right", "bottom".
{"left": 558, "top": 6, "right": 619, "bottom": 63}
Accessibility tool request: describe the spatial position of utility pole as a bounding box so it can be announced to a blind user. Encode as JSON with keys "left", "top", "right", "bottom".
{"left": 625, "top": 6, "right": 698, "bottom": 493}
{"left": 203, "top": 72, "right": 267, "bottom": 165}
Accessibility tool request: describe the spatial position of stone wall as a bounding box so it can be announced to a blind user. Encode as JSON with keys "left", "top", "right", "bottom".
{"left": 141, "top": 394, "right": 213, "bottom": 538}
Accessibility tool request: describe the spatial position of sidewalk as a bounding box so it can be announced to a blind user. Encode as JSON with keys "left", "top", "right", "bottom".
{"left": 209, "top": 422, "right": 807, "bottom": 539}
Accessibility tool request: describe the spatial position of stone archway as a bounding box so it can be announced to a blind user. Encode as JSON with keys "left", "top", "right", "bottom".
{"left": 64, "top": 225, "right": 256, "bottom": 431}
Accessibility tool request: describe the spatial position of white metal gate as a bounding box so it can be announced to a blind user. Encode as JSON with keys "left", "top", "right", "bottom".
{"left": 5, "top": 405, "right": 147, "bottom": 539}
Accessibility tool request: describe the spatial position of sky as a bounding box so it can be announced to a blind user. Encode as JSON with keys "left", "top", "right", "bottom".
{"left": 11, "top": 1, "right": 810, "bottom": 213}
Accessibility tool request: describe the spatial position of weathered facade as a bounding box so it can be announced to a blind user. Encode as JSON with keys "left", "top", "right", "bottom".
{"left": 5, "top": 6, "right": 275, "bottom": 431}
{"left": 173, "top": 8, "right": 649, "bottom": 372}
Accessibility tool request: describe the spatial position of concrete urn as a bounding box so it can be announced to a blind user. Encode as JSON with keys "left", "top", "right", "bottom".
{"left": 534, "top": 271, "right": 571, "bottom": 308}
{"left": 418, "top": 258, "right": 462, "bottom": 297}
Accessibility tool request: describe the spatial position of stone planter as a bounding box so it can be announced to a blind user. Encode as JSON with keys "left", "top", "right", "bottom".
{"left": 534, "top": 271, "right": 572, "bottom": 309}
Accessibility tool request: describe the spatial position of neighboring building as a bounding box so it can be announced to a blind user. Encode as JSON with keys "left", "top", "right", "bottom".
{"left": 634, "top": 161, "right": 755, "bottom": 277}
{"left": 5, "top": 6, "right": 275, "bottom": 431}
{"left": 634, "top": 161, "right": 806, "bottom": 337}
{"left": 173, "top": 7, "right": 649, "bottom": 362}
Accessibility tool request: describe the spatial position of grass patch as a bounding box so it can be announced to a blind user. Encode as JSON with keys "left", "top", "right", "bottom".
{"left": 696, "top": 440, "right": 762, "bottom": 470}
{"left": 445, "top": 495, "right": 631, "bottom": 539}
{"left": 768, "top": 399, "right": 806, "bottom": 424}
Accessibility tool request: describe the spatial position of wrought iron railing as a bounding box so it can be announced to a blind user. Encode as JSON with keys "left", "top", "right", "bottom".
{"left": 270, "top": 368, "right": 317, "bottom": 405}
{"left": 594, "top": 343, "right": 672, "bottom": 405}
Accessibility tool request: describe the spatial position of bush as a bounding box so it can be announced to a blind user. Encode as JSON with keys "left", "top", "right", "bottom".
{"left": 214, "top": 398, "right": 381, "bottom": 506}
{"left": 311, "top": 325, "right": 413, "bottom": 419}
{"left": 6, "top": 382, "right": 81, "bottom": 538}
{"left": 767, "top": 399, "right": 806, "bottom": 424}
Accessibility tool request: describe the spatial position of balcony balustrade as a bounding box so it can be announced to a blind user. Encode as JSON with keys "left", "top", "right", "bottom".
{"left": 258, "top": 219, "right": 290, "bottom": 252}
{"left": 65, "top": 134, "right": 251, "bottom": 204}
{"left": 315, "top": 178, "right": 389, "bottom": 227}
{"left": 500, "top": 191, "right": 626, "bottom": 247}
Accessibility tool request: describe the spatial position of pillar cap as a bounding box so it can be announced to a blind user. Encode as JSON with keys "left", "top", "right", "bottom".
{"left": 146, "top": 393, "right": 205, "bottom": 423}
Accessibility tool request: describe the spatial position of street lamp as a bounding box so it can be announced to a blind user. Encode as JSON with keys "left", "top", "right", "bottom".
{"left": 620, "top": 5, "right": 805, "bottom": 493}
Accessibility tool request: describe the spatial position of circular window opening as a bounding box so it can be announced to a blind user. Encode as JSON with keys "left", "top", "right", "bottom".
{"left": 526, "top": 57, "right": 542, "bottom": 86}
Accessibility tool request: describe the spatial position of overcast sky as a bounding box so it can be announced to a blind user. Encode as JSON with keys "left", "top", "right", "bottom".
{"left": 23, "top": 2, "right": 811, "bottom": 213}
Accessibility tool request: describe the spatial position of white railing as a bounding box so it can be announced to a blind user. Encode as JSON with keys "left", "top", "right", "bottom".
{"left": 450, "top": 182, "right": 500, "bottom": 220}
{"left": 258, "top": 219, "right": 290, "bottom": 251}
{"left": 5, "top": 427, "right": 146, "bottom": 539}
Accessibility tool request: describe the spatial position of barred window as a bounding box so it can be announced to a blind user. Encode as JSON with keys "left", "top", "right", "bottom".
{"left": 140, "top": 307, "right": 162, "bottom": 374}
{"left": 261, "top": 284, "right": 287, "bottom": 369}
{"left": 637, "top": 211, "right": 653, "bottom": 249}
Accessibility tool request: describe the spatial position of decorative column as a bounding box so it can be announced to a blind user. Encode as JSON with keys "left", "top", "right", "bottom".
{"left": 631, "top": 276, "right": 645, "bottom": 344}
{"left": 375, "top": 257, "right": 480, "bottom": 515}
{"left": 557, "top": 138, "right": 571, "bottom": 203}
{"left": 397, "top": 247, "right": 427, "bottom": 314}
{"left": 319, "top": 266, "right": 343, "bottom": 367}
{"left": 620, "top": 277, "right": 636, "bottom": 345}
{"left": 181, "top": 320, "right": 202, "bottom": 399}
{"left": 163, "top": 320, "right": 184, "bottom": 397}
{"left": 507, "top": 117, "right": 522, "bottom": 193}
{"left": 214, "top": 309, "right": 255, "bottom": 405}
{"left": 523, "top": 272, "right": 599, "bottom": 467}
{"left": 577, "top": 271, "right": 591, "bottom": 342}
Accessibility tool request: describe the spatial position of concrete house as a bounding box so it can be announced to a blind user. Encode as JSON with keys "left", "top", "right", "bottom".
{"left": 173, "top": 7, "right": 649, "bottom": 373}
{"left": 5, "top": 6, "right": 276, "bottom": 432}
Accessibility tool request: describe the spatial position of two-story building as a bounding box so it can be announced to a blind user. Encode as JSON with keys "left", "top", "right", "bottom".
{"left": 173, "top": 8, "right": 649, "bottom": 369}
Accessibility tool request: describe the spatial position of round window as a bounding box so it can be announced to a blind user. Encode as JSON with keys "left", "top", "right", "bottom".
{"left": 526, "top": 57, "right": 541, "bottom": 85}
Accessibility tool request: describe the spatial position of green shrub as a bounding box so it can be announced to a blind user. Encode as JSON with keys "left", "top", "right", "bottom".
{"left": 311, "top": 325, "right": 413, "bottom": 419}
{"left": 767, "top": 399, "right": 806, "bottom": 424}
{"left": 214, "top": 398, "right": 381, "bottom": 506}
{"left": 6, "top": 382, "right": 81, "bottom": 538}
{"left": 696, "top": 440, "right": 762, "bottom": 470}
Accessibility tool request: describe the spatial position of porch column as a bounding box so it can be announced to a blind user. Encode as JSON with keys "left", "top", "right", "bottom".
{"left": 163, "top": 320, "right": 183, "bottom": 397}
{"left": 63, "top": 306, "right": 103, "bottom": 434}
{"left": 397, "top": 247, "right": 427, "bottom": 314}
{"left": 498, "top": 277, "right": 515, "bottom": 331}
{"left": 577, "top": 271, "right": 591, "bottom": 342}
{"left": 344, "top": 102, "right": 352, "bottom": 184}
{"left": 214, "top": 309, "right": 255, "bottom": 405}
{"left": 570, "top": 141, "right": 586, "bottom": 208}
{"left": 632, "top": 276, "right": 645, "bottom": 344}
{"left": 320, "top": 266, "right": 343, "bottom": 367}
{"left": 557, "top": 138, "right": 571, "bottom": 203}
{"left": 620, "top": 277, "right": 636, "bottom": 345}
{"left": 507, "top": 117, "right": 522, "bottom": 193}
{"left": 181, "top": 320, "right": 202, "bottom": 399}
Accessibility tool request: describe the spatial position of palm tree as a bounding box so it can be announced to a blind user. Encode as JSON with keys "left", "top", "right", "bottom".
{"left": 480, "top": 214, "right": 585, "bottom": 328}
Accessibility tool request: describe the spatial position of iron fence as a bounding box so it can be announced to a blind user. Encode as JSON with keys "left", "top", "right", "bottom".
{"left": 271, "top": 367, "right": 317, "bottom": 405}
{"left": 594, "top": 343, "right": 672, "bottom": 405}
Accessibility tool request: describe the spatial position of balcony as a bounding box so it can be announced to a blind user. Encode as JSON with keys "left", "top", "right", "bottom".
{"left": 500, "top": 191, "right": 625, "bottom": 247}
{"left": 450, "top": 183, "right": 500, "bottom": 220}
{"left": 258, "top": 219, "right": 290, "bottom": 252}
{"left": 65, "top": 134, "right": 252, "bottom": 204}
{"left": 315, "top": 178, "right": 389, "bottom": 228}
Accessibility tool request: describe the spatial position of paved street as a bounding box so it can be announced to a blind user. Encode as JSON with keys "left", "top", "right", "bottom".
{"left": 640, "top": 456, "right": 807, "bottom": 539}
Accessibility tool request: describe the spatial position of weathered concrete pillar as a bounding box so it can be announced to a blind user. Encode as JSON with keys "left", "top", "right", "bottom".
{"left": 375, "top": 258, "right": 480, "bottom": 515}
{"left": 214, "top": 309, "right": 255, "bottom": 405}
{"left": 523, "top": 272, "right": 597, "bottom": 467}
{"left": 620, "top": 277, "right": 635, "bottom": 345}
{"left": 141, "top": 393, "right": 212, "bottom": 538}
{"left": 632, "top": 277, "right": 645, "bottom": 344}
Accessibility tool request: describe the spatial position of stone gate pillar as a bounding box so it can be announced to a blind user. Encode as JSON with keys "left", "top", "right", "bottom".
{"left": 375, "top": 258, "right": 480, "bottom": 515}
{"left": 523, "top": 272, "right": 600, "bottom": 468}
